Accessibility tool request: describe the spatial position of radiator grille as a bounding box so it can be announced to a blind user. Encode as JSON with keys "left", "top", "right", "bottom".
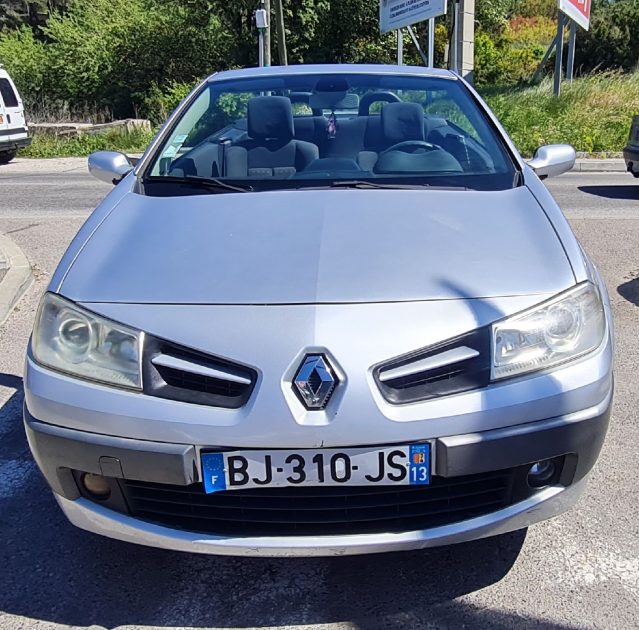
{"left": 120, "top": 469, "right": 515, "bottom": 537}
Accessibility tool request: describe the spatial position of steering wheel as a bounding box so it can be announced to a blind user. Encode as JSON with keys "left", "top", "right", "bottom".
{"left": 381, "top": 140, "right": 442, "bottom": 154}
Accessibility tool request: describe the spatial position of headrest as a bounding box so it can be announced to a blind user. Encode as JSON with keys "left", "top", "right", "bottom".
{"left": 309, "top": 92, "right": 359, "bottom": 110}
{"left": 248, "top": 96, "right": 294, "bottom": 140}
{"left": 381, "top": 102, "right": 425, "bottom": 143}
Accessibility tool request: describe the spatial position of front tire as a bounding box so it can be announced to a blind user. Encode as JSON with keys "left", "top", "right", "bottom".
{"left": 0, "top": 150, "right": 17, "bottom": 164}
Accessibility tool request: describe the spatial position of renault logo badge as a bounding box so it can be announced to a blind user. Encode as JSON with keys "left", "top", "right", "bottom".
{"left": 293, "top": 354, "right": 338, "bottom": 410}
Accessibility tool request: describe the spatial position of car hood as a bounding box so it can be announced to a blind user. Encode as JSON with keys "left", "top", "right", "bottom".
{"left": 60, "top": 187, "right": 574, "bottom": 304}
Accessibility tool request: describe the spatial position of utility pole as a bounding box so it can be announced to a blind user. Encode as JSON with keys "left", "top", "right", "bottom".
{"left": 397, "top": 29, "right": 403, "bottom": 65}
{"left": 263, "top": 0, "right": 271, "bottom": 67}
{"left": 255, "top": 1, "right": 269, "bottom": 67}
{"left": 273, "top": 0, "right": 288, "bottom": 65}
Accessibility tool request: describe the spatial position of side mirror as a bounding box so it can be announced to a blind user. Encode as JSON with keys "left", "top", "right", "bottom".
{"left": 88, "top": 151, "right": 134, "bottom": 185}
{"left": 527, "top": 144, "right": 576, "bottom": 180}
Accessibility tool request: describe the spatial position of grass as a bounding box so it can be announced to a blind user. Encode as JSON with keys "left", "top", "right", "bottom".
{"left": 481, "top": 71, "right": 639, "bottom": 156}
{"left": 19, "top": 128, "right": 156, "bottom": 158}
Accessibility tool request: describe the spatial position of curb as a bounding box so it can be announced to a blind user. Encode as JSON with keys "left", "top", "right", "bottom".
{"left": 0, "top": 233, "right": 33, "bottom": 326}
{"left": 572, "top": 159, "right": 628, "bottom": 173}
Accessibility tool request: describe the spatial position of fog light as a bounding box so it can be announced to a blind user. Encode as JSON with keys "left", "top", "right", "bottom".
{"left": 81, "top": 473, "right": 111, "bottom": 499}
{"left": 527, "top": 460, "right": 557, "bottom": 488}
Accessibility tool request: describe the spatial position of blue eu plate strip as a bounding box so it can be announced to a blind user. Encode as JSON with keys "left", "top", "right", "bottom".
{"left": 201, "top": 453, "right": 227, "bottom": 493}
{"left": 408, "top": 444, "right": 431, "bottom": 485}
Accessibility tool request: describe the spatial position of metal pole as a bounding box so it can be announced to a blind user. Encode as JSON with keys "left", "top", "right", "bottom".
{"left": 263, "top": 0, "right": 271, "bottom": 66}
{"left": 407, "top": 25, "right": 428, "bottom": 66}
{"left": 452, "top": 0, "right": 460, "bottom": 73}
{"left": 397, "top": 29, "right": 403, "bottom": 65}
{"left": 567, "top": 20, "right": 577, "bottom": 82}
{"left": 532, "top": 33, "right": 559, "bottom": 83}
{"left": 258, "top": 29, "right": 265, "bottom": 67}
{"left": 554, "top": 12, "right": 565, "bottom": 97}
{"left": 428, "top": 18, "right": 435, "bottom": 68}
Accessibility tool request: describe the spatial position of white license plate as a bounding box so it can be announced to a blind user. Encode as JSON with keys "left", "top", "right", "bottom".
{"left": 201, "top": 444, "right": 431, "bottom": 493}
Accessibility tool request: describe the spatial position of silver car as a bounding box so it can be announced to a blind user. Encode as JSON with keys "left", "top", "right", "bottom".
{"left": 24, "top": 65, "right": 613, "bottom": 557}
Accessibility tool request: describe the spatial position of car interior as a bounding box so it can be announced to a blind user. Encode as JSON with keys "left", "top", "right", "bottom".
{"left": 164, "top": 80, "right": 499, "bottom": 181}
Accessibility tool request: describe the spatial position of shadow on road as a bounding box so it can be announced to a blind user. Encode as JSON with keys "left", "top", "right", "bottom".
{"left": 0, "top": 378, "right": 573, "bottom": 629}
{"left": 578, "top": 185, "right": 639, "bottom": 201}
{"left": 618, "top": 276, "right": 639, "bottom": 306}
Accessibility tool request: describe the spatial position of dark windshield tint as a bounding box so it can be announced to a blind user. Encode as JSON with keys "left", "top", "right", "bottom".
{"left": 146, "top": 73, "right": 517, "bottom": 192}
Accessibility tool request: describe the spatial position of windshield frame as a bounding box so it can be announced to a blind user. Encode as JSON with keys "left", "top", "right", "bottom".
{"left": 138, "top": 68, "right": 523, "bottom": 193}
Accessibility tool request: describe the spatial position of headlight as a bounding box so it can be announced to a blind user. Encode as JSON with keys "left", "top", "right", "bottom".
{"left": 491, "top": 282, "right": 606, "bottom": 380}
{"left": 32, "top": 293, "right": 142, "bottom": 389}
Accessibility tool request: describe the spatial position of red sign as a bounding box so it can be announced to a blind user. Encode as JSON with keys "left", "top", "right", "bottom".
{"left": 559, "top": 0, "right": 591, "bottom": 30}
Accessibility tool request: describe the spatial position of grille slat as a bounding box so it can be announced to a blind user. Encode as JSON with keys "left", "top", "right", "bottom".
{"left": 142, "top": 337, "right": 257, "bottom": 408}
{"left": 375, "top": 328, "right": 492, "bottom": 404}
{"left": 121, "top": 469, "right": 515, "bottom": 536}
{"left": 127, "top": 484, "right": 509, "bottom": 512}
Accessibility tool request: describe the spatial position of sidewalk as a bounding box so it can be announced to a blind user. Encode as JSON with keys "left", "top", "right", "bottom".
{"left": 573, "top": 158, "right": 627, "bottom": 173}
{"left": 0, "top": 233, "right": 33, "bottom": 326}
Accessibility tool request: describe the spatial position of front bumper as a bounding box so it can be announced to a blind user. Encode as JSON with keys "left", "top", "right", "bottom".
{"left": 25, "top": 392, "right": 611, "bottom": 557}
{"left": 0, "top": 133, "right": 31, "bottom": 152}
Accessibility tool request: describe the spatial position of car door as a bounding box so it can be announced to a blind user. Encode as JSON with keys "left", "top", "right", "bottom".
{"left": 0, "top": 76, "right": 26, "bottom": 142}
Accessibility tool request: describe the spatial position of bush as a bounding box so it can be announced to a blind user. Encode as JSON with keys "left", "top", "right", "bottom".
{"left": 1, "top": 0, "right": 226, "bottom": 120}
{"left": 138, "top": 81, "right": 196, "bottom": 124}
{"left": 20, "top": 128, "right": 156, "bottom": 158}
{"left": 513, "top": 0, "right": 556, "bottom": 19}
{"left": 474, "top": 18, "right": 551, "bottom": 87}
{"left": 575, "top": 0, "right": 639, "bottom": 73}
{"left": 0, "top": 26, "right": 48, "bottom": 106}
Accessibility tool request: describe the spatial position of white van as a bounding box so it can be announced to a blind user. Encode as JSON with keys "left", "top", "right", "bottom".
{"left": 0, "top": 65, "right": 30, "bottom": 164}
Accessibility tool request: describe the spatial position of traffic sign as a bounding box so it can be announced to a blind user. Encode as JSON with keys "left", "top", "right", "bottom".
{"left": 558, "top": 0, "right": 591, "bottom": 31}
{"left": 380, "top": 0, "right": 446, "bottom": 34}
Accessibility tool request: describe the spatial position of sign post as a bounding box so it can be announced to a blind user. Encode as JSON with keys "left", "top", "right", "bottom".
{"left": 380, "top": 0, "right": 446, "bottom": 68}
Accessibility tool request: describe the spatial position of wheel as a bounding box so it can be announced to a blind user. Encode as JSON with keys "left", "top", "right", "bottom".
{"left": 0, "top": 150, "right": 17, "bottom": 164}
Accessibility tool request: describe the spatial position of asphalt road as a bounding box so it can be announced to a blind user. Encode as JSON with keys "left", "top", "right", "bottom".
{"left": 0, "top": 160, "right": 638, "bottom": 630}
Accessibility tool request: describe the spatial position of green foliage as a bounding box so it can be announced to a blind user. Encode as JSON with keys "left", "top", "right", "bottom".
{"left": 1, "top": 0, "right": 226, "bottom": 120}
{"left": 475, "top": 0, "right": 516, "bottom": 34}
{"left": 19, "top": 128, "right": 156, "bottom": 158}
{"left": 512, "top": 0, "right": 556, "bottom": 19}
{"left": 138, "top": 82, "right": 195, "bottom": 124}
{"left": 576, "top": 0, "right": 639, "bottom": 73}
{"left": 474, "top": 15, "right": 554, "bottom": 87}
{"left": 483, "top": 72, "right": 639, "bottom": 154}
{"left": 0, "top": 27, "right": 48, "bottom": 104}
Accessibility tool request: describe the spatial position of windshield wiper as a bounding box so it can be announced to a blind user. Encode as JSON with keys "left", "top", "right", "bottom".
{"left": 147, "top": 175, "right": 253, "bottom": 193}
{"left": 324, "top": 180, "right": 468, "bottom": 191}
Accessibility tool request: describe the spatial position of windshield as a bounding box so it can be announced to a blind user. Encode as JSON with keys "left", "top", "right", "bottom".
{"left": 145, "top": 73, "right": 518, "bottom": 193}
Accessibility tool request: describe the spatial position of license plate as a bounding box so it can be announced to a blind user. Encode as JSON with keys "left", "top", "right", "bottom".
{"left": 201, "top": 444, "right": 431, "bottom": 494}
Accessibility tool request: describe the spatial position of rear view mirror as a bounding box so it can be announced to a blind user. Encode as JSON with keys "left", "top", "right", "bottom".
{"left": 527, "top": 144, "right": 576, "bottom": 180}
{"left": 88, "top": 151, "right": 134, "bottom": 185}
